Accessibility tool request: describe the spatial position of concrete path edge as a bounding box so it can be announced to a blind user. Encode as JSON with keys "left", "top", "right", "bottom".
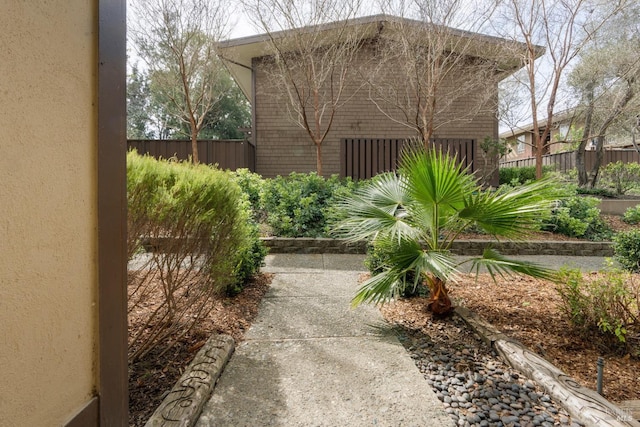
{"left": 144, "top": 334, "right": 235, "bottom": 427}
{"left": 456, "top": 307, "right": 639, "bottom": 427}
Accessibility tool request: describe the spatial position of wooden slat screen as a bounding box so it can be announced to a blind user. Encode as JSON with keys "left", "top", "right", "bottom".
{"left": 341, "top": 138, "right": 476, "bottom": 180}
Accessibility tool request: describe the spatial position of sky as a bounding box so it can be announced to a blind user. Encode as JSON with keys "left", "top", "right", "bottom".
{"left": 126, "top": 0, "right": 597, "bottom": 132}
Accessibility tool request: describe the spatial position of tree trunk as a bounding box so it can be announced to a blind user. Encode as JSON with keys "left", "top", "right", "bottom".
{"left": 426, "top": 276, "right": 453, "bottom": 315}
{"left": 315, "top": 142, "right": 323, "bottom": 176}
{"left": 588, "top": 82, "right": 634, "bottom": 188}
{"left": 191, "top": 127, "right": 200, "bottom": 164}
{"left": 535, "top": 141, "right": 543, "bottom": 179}
{"left": 589, "top": 135, "right": 605, "bottom": 188}
{"left": 576, "top": 84, "right": 595, "bottom": 187}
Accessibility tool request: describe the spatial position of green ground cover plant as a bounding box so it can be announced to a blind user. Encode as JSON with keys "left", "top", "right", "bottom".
{"left": 623, "top": 204, "right": 640, "bottom": 225}
{"left": 614, "top": 229, "right": 640, "bottom": 273}
{"left": 556, "top": 266, "right": 639, "bottom": 356}
{"left": 541, "top": 194, "right": 612, "bottom": 241}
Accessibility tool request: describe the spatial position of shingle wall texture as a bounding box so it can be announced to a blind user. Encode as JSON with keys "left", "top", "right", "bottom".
{"left": 253, "top": 42, "right": 499, "bottom": 183}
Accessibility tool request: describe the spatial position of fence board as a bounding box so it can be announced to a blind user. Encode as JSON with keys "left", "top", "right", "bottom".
{"left": 128, "top": 139, "right": 256, "bottom": 172}
{"left": 500, "top": 150, "right": 640, "bottom": 173}
{"left": 341, "top": 138, "right": 476, "bottom": 180}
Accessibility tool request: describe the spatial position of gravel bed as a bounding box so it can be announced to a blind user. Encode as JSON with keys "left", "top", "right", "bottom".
{"left": 394, "top": 315, "right": 585, "bottom": 427}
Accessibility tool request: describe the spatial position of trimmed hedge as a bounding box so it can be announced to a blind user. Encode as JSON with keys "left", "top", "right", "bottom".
{"left": 127, "top": 152, "right": 265, "bottom": 291}
{"left": 127, "top": 152, "right": 266, "bottom": 360}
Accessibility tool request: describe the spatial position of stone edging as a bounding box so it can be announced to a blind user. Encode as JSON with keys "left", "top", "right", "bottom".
{"left": 261, "top": 237, "right": 614, "bottom": 257}
{"left": 144, "top": 334, "right": 235, "bottom": 427}
{"left": 455, "top": 307, "right": 639, "bottom": 427}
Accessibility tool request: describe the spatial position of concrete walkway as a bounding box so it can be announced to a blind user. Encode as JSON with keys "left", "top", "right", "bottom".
{"left": 196, "top": 254, "right": 454, "bottom": 426}
{"left": 196, "top": 253, "right": 612, "bottom": 427}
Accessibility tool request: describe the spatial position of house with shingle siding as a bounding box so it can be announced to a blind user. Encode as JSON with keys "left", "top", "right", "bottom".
{"left": 219, "top": 14, "right": 536, "bottom": 185}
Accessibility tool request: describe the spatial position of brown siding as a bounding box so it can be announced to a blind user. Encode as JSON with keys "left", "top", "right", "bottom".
{"left": 252, "top": 43, "right": 499, "bottom": 183}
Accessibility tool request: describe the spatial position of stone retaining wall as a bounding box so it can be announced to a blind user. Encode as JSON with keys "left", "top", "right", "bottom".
{"left": 261, "top": 237, "right": 614, "bottom": 257}
{"left": 261, "top": 237, "right": 368, "bottom": 254}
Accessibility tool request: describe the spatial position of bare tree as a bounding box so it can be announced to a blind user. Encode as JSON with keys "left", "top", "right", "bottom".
{"left": 130, "top": 0, "right": 231, "bottom": 163}
{"left": 497, "top": 0, "right": 626, "bottom": 179}
{"left": 242, "top": 0, "right": 365, "bottom": 175}
{"left": 569, "top": 4, "right": 640, "bottom": 187}
{"left": 366, "top": 0, "right": 503, "bottom": 145}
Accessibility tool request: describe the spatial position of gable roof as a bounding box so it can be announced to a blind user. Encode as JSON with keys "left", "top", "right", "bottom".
{"left": 218, "top": 14, "right": 542, "bottom": 101}
{"left": 499, "top": 109, "right": 579, "bottom": 139}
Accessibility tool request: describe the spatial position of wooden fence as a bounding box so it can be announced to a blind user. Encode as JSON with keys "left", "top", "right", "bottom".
{"left": 499, "top": 150, "right": 640, "bottom": 173}
{"left": 127, "top": 139, "right": 256, "bottom": 171}
{"left": 340, "top": 138, "right": 476, "bottom": 180}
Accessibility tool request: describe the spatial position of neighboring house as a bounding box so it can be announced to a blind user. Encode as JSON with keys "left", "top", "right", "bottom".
{"left": 219, "top": 14, "right": 535, "bottom": 185}
{"left": 500, "top": 110, "right": 589, "bottom": 162}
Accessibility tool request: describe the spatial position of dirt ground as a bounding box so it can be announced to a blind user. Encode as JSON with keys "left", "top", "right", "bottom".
{"left": 128, "top": 273, "right": 272, "bottom": 427}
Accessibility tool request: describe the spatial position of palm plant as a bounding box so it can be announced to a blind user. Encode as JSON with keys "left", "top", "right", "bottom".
{"left": 332, "top": 145, "right": 560, "bottom": 315}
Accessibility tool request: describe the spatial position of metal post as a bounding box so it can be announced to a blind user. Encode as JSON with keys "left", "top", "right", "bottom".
{"left": 597, "top": 357, "right": 605, "bottom": 395}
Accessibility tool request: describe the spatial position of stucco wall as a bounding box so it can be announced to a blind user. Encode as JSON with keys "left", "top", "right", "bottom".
{"left": 253, "top": 42, "right": 499, "bottom": 181}
{"left": 0, "top": 2, "right": 97, "bottom": 425}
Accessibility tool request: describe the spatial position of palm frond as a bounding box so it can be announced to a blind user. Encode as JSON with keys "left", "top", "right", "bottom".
{"left": 400, "top": 146, "right": 475, "bottom": 212}
{"left": 352, "top": 238, "right": 459, "bottom": 307}
{"left": 467, "top": 248, "right": 558, "bottom": 282}
{"left": 332, "top": 173, "right": 419, "bottom": 242}
{"left": 459, "top": 178, "right": 557, "bottom": 239}
{"left": 352, "top": 269, "right": 405, "bottom": 307}
{"left": 411, "top": 249, "right": 459, "bottom": 284}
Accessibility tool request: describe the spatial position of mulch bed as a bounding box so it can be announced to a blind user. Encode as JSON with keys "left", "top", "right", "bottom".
{"left": 128, "top": 273, "right": 272, "bottom": 427}
{"left": 449, "top": 273, "right": 639, "bottom": 403}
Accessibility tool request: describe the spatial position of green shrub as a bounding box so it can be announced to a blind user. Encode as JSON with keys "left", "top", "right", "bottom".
{"left": 126, "top": 152, "right": 174, "bottom": 259}
{"left": 575, "top": 186, "right": 616, "bottom": 198}
{"left": 622, "top": 204, "right": 640, "bottom": 225}
{"left": 126, "top": 152, "right": 266, "bottom": 360}
{"left": 323, "top": 179, "right": 361, "bottom": 235}
{"left": 541, "top": 195, "right": 611, "bottom": 241}
{"left": 613, "top": 229, "right": 640, "bottom": 273}
{"left": 261, "top": 172, "right": 357, "bottom": 237}
{"left": 499, "top": 166, "right": 553, "bottom": 185}
{"left": 232, "top": 168, "right": 265, "bottom": 218}
{"left": 599, "top": 161, "right": 640, "bottom": 195}
{"left": 230, "top": 192, "right": 268, "bottom": 292}
{"left": 556, "top": 266, "right": 639, "bottom": 355}
{"left": 499, "top": 166, "right": 535, "bottom": 185}
{"left": 363, "top": 240, "right": 425, "bottom": 298}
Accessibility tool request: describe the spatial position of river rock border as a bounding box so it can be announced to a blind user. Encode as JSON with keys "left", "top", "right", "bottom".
{"left": 261, "top": 237, "right": 614, "bottom": 257}
{"left": 145, "top": 334, "right": 235, "bottom": 427}
{"left": 455, "top": 307, "right": 639, "bottom": 427}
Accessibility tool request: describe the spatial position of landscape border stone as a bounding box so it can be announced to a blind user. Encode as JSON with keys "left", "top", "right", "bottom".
{"left": 144, "top": 334, "right": 235, "bottom": 427}
{"left": 456, "top": 306, "right": 639, "bottom": 427}
{"left": 261, "top": 237, "right": 614, "bottom": 256}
